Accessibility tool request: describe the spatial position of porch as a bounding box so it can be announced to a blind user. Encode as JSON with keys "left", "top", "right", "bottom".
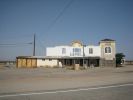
{"left": 58, "top": 57, "right": 100, "bottom": 68}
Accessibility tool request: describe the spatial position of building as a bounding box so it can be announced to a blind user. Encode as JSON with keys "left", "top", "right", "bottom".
{"left": 16, "top": 56, "right": 59, "bottom": 68}
{"left": 16, "top": 39, "right": 116, "bottom": 68}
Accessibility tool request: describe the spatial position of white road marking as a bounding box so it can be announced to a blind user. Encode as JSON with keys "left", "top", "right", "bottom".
{"left": 0, "top": 83, "right": 133, "bottom": 98}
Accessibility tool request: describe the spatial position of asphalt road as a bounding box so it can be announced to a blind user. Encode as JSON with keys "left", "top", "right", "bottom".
{"left": 0, "top": 83, "right": 133, "bottom": 100}
{"left": 0, "top": 65, "right": 133, "bottom": 100}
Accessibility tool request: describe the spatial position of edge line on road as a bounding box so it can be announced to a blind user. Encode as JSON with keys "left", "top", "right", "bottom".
{"left": 0, "top": 83, "right": 133, "bottom": 98}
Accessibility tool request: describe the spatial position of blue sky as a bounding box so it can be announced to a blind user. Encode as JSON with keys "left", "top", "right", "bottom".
{"left": 0, "top": 0, "right": 133, "bottom": 60}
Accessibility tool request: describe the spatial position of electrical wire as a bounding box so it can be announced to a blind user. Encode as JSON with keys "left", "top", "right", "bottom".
{"left": 45, "top": 0, "right": 74, "bottom": 33}
{"left": 39, "top": 0, "right": 74, "bottom": 48}
{"left": 0, "top": 42, "right": 33, "bottom": 46}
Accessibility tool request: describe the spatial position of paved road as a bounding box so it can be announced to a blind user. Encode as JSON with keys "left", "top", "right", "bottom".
{"left": 0, "top": 65, "right": 133, "bottom": 100}
{"left": 0, "top": 83, "right": 133, "bottom": 100}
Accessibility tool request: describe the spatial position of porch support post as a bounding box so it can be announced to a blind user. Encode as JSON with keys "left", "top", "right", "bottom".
{"left": 57, "top": 59, "right": 59, "bottom": 67}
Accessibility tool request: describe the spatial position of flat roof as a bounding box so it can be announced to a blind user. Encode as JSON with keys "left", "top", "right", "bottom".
{"left": 17, "top": 56, "right": 100, "bottom": 59}
{"left": 100, "top": 39, "right": 115, "bottom": 41}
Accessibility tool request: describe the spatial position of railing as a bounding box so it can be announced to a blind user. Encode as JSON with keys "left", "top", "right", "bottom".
{"left": 0, "top": 61, "right": 16, "bottom": 65}
{"left": 70, "top": 53, "right": 82, "bottom": 56}
{"left": 125, "top": 61, "right": 133, "bottom": 65}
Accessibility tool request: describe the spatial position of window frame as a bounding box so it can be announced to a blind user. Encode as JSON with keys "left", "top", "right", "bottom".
{"left": 49, "top": 59, "right": 52, "bottom": 61}
{"left": 42, "top": 59, "right": 45, "bottom": 61}
{"left": 62, "top": 48, "right": 66, "bottom": 54}
{"left": 89, "top": 48, "right": 93, "bottom": 54}
{"left": 105, "top": 46, "right": 112, "bottom": 54}
{"left": 73, "top": 48, "right": 81, "bottom": 56}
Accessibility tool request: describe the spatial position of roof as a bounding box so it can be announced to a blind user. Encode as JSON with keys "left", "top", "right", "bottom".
{"left": 16, "top": 56, "right": 46, "bottom": 59}
{"left": 101, "top": 39, "right": 115, "bottom": 41}
{"left": 16, "top": 56, "right": 100, "bottom": 59}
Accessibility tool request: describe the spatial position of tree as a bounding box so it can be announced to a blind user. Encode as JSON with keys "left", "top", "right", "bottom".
{"left": 116, "top": 53, "right": 125, "bottom": 67}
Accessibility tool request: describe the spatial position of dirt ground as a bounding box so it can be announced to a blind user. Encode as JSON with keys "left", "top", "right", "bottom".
{"left": 0, "top": 65, "right": 133, "bottom": 94}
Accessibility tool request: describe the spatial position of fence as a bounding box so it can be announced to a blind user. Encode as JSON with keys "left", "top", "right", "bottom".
{"left": 0, "top": 61, "right": 16, "bottom": 66}
{"left": 125, "top": 61, "right": 133, "bottom": 65}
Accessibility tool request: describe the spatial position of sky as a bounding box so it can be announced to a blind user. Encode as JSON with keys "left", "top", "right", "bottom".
{"left": 0, "top": 0, "right": 133, "bottom": 60}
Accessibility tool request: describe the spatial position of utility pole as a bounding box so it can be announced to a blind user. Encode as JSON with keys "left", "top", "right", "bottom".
{"left": 33, "top": 33, "right": 36, "bottom": 56}
{"left": 83, "top": 44, "right": 86, "bottom": 69}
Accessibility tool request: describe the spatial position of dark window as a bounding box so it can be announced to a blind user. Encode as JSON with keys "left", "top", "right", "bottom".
{"left": 105, "top": 47, "right": 111, "bottom": 53}
{"left": 49, "top": 59, "right": 52, "bottom": 61}
{"left": 73, "top": 48, "right": 81, "bottom": 56}
{"left": 62, "top": 48, "right": 66, "bottom": 54}
{"left": 42, "top": 59, "right": 45, "bottom": 61}
{"left": 89, "top": 48, "right": 93, "bottom": 54}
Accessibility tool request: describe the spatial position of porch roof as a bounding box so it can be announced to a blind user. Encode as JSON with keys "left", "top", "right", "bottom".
{"left": 16, "top": 56, "right": 100, "bottom": 59}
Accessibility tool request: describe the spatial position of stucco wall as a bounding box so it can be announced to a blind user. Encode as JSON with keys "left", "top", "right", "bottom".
{"left": 84, "top": 46, "right": 101, "bottom": 57}
{"left": 37, "top": 59, "right": 58, "bottom": 67}
{"left": 100, "top": 41, "right": 116, "bottom": 60}
{"left": 46, "top": 46, "right": 101, "bottom": 57}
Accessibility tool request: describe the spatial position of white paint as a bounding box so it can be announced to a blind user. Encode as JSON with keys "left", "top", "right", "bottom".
{"left": 46, "top": 45, "right": 101, "bottom": 57}
{"left": 37, "top": 59, "right": 45, "bottom": 67}
{"left": 37, "top": 59, "right": 58, "bottom": 67}
{"left": 85, "top": 46, "right": 101, "bottom": 57}
{"left": 0, "top": 83, "right": 133, "bottom": 98}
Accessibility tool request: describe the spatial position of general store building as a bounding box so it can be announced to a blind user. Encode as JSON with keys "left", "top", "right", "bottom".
{"left": 16, "top": 39, "right": 116, "bottom": 68}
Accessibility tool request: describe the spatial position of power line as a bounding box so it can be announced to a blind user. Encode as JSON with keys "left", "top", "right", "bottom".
{"left": 45, "top": 0, "right": 74, "bottom": 33}
{"left": 0, "top": 42, "right": 32, "bottom": 46}
{"left": 39, "top": 0, "right": 74, "bottom": 49}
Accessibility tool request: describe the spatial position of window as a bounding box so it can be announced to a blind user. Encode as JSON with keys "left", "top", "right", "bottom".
{"left": 42, "top": 59, "right": 45, "bottom": 61}
{"left": 62, "top": 48, "right": 66, "bottom": 54}
{"left": 49, "top": 59, "right": 52, "bottom": 61}
{"left": 73, "top": 48, "right": 81, "bottom": 56}
{"left": 89, "top": 48, "right": 93, "bottom": 54}
{"left": 105, "top": 47, "right": 111, "bottom": 53}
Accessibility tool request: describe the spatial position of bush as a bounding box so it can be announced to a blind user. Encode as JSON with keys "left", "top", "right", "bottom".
{"left": 116, "top": 53, "right": 125, "bottom": 67}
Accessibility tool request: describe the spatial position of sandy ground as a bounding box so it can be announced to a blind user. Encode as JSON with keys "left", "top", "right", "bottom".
{"left": 0, "top": 65, "right": 133, "bottom": 94}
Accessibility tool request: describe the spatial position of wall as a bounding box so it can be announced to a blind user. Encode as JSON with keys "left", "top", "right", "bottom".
{"left": 99, "top": 40, "right": 116, "bottom": 67}
{"left": 16, "top": 58, "right": 37, "bottom": 68}
{"left": 46, "top": 46, "right": 70, "bottom": 56}
{"left": 84, "top": 46, "right": 101, "bottom": 57}
{"left": 46, "top": 46, "right": 101, "bottom": 57}
{"left": 37, "top": 59, "right": 58, "bottom": 67}
{"left": 100, "top": 41, "right": 116, "bottom": 60}
{"left": 37, "top": 59, "right": 45, "bottom": 67}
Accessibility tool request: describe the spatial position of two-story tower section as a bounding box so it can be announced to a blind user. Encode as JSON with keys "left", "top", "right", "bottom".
{"left": 99, "top": 39, "right": 116, "bottom": 67}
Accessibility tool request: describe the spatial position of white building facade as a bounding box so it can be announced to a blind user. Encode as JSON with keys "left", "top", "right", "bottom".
{"left": 46, "top": 46, "right": 101, "bottom": 58}
{"left": 43, "top": 39, "right": 116, "bottom": 67}
{"left": 16, "top": 39, "right": 116, "bottom": 68}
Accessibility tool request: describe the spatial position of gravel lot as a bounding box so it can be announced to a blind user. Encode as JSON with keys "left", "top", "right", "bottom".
{"left": 0, "top": 65, "right": 133, "bottom": 94}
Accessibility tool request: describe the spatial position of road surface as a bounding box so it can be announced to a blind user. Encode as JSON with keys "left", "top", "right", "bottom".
{"left": 0, "top": 65, "right": 133, "bottom": 100}
{"left": 0, "top": 83, "right": 133, "bottom": 100}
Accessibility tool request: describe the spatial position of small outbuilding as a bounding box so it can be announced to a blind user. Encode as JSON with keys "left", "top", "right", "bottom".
{"left": 16, "top": 56, "right": 62, "bottom": 68}
{"left": 16, "top": 56, "right": 37, "bottom": 68}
